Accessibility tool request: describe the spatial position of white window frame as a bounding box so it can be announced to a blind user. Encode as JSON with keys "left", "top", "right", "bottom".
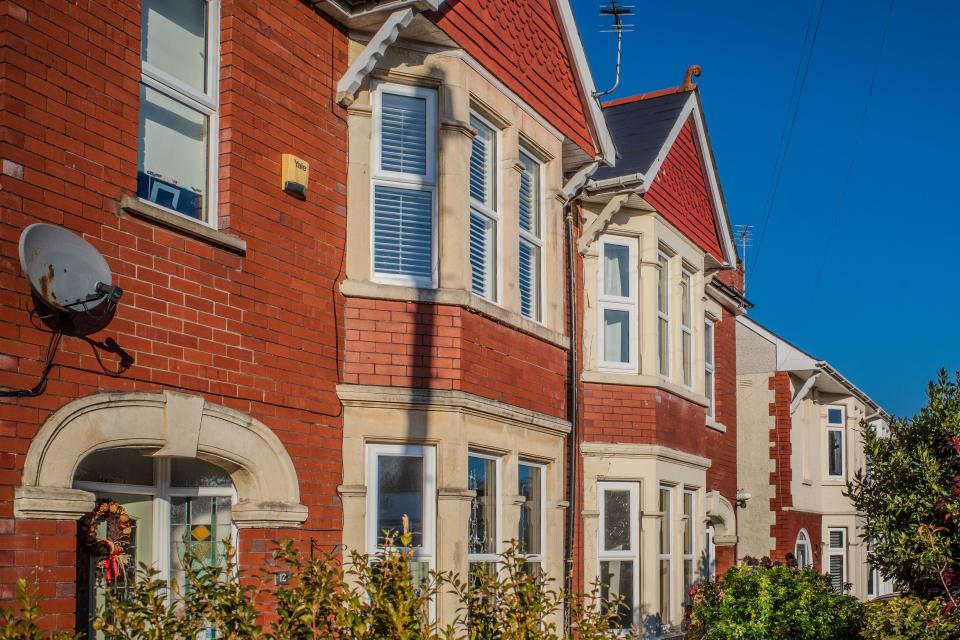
{"left": 827, "top": 527, "right": 847, "bottom": 592}
{"left": 74, "top": 456, "right": 237, "bottom": 600}
{"left": 682, "top": 489, "right": 696, "bottom": 605}
{"left": 467, "top": 451, "right": 502, "bottom": 570}
{"left": 518, "top": 148, "right": 544, "bottom": 323}
{"left": 658, "top": 484, "right": 673, "bottom": 624}
{"left": 795, "top": 528, "right": 812, "bottom": 569}
{"left": 704, "top": 318, "right": 716, "bottom": 419}
{"left": 518, "top": 460, "right": 546, "bottom": 569}
{"left": 704, "top": 523, "right": 716, "bottom": 580}
{"left": 597, "top": 235, "right": 639, "bottom": 372}
{"left": 468, "top": 111, "right": 502, "bottom": 303}
{"left": 826, "top": 405, "right": 846, "bottom": 480}
{"left": 680, "top": 269, "right": 694, "bottom": 388}
{"left": 657, "top": 252, "right": 672, "bottom": 378}
{"left": 138, "top": 0, "right": 221, "bottom": 227}
{"left": 370, "top": 82, "right": 439, "bottom": 288}
{"left": 598, "top": 481, "right": 640, "bottom": 632}
{"left": 365, "top": 443, "right": 437, "bottom": 572}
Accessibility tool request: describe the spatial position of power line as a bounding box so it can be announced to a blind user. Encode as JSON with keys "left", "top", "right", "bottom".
{"left": 814, "top": 0, "right": 896, "bottom": 287}
{"left": 750, "top": 0, "right": 826, "bottom": 278}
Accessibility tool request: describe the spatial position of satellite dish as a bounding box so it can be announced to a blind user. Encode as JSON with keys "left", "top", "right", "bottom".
{"left": 18, "top": 223, "right": 123, "bottom": 336}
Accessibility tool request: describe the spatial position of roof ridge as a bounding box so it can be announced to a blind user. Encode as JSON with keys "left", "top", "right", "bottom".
{"left": 602, "top": 85, "right": 694, "bottom": 108}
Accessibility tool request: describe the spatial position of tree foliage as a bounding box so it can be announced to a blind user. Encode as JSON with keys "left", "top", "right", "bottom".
{"left": 847, "top": 370, "right": 960, "bottom": 605}
{"left": 686, "top": 563, "right": 862, "bottom": 640}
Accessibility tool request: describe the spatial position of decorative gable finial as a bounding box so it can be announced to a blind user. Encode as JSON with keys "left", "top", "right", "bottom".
{"left": 682, "top": 65, "right": 702, "bottom": 91}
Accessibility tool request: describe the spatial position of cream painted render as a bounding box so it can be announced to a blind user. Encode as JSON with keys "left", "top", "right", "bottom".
{"left": 579, "top": 196, "right": 722, "bottom": 410}
{"left": 343, "top": 38, "right": 568, "bottom": 338}
{"left": 337, "top": 384, "right": 570, "bottom": 625}
{"left": 735, "top": 317, "right": 888, "bottom": 601}
{"left": 580, "top": 442, "right": 713, "bottom": 630}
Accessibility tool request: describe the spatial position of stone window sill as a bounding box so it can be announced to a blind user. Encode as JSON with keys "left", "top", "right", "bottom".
{"left": 580, "top": 370, "right": 710, "bottom": 408}
{"left": 120, "top": 196, "right": 247, "bottom": 254}
{"left": 706, "top": 419, "right": 727, "bottom": 433}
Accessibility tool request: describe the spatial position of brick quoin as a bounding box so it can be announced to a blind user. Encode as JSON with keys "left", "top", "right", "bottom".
{"left": 343, "top": 297, "right": 568, "bottom": 419}
{"left": 707, "top": 305, "right": 738, "bottom": 573}
{"left": 767, "top": 371, "right": 807, "bottom": 562}
{"left": 0, "top": 0, "right": 348, "bottom": 629}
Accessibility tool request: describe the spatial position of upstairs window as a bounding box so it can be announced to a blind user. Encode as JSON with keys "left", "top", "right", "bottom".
{"left": 372, "top": 83, "right": 438, "bottom": 287}
{"left": 657, "top": 253, "right": 671, "bottom": 377}
{"left": 680, "top": 270, "right": 693, "bottom": 387}
{"left": 469, "top": 113, "right": 499, "bottom": 301}
{"left": 138, "top": 0, "right": 219, "bottom": 223}
{"left": 597, "top": 236, "right": 638, "bottom": 371}
{"left": 518, "top": 150, "right": 543, "bottom": 321}
{"left": 704, "top": 319, "right": 716, "bottom": 418}
{"left": 826, "top": 406, "right": 845, "bottom": 479}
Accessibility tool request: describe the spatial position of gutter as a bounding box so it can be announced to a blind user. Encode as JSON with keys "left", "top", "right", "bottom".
{"left": 584, "top": 172, "right": 645, "bottom": 193}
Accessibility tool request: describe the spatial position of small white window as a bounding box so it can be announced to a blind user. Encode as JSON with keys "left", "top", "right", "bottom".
{"left": 518, "top": 150, "right": 543, "bottom": 321}
{"left": 704, "top": 524, "right": 716, "bottom": 580}
{"left": 371, "top": 83, "right": 438, "bottom": 287}
{"left": 598, "top": 235, "right": 638, "bottom": 371}
{"left": 598, "top": 481, "right": 640, "bottom": 631}
{"left": 657, "top": 253, "right": 671, "bottom": 377}
{"left": 682, "top": 490, "right": 696, "bottom": 606}
{"left": 795, "top": 529, "right": 812, "bottom": 568}
{"left": 680, "top": 270, "right": 693, "bottom": 387}
{"left": 518, "top": 461, "right": 545, "bottom": 574}
{"left": 827, "top": 528, "right": 847, "bottom": 592}
{"left": 704, "top": 319, "right": 716, "bottom": 418}
{"left": 469, "top": 113, "right": 499, "bottom": 301}
{"left": 468, "top": 452, "right": 501, "bottom": 577}
{"left": 658, "top": 485, "right": 673, "bottom": 623}
{"left": 366, "top": 444, "right": 436, "bottom": 581}
{"left": 826, "top": 406, "right": 845, "bottom": 479}
{"left": 138, "top": 0, "right": 220, "bottom": 224}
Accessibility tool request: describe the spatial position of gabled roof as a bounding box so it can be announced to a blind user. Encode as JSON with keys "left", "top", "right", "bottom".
{"left": 737, "top": 316, "right": 887, "bottom": 418}
{"left": 426, "top": 0, "right": 614, "bottom": 165}
{"left": 591, "top": 87, "right": 737, "bottom": 266}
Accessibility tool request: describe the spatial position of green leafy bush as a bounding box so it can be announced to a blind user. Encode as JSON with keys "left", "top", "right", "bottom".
{"left": 1, "top": 530, "right": 619, "bottom": 639}
{"left": 0, "top": 580, "right": 75, "bottom": 640}
{"left": 686, "top": 563, "right": 862, "bottom": 640}
{"left": 862, "top": 596, "right": 960, "bottom": 640}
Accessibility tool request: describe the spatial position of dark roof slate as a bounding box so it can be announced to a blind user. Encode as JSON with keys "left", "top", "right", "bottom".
{"left": 592, "top": 91, "right": 691, "bottom": 181}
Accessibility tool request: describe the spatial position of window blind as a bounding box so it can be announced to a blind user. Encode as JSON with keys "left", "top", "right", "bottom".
{"left": 373, "top": 185, "right": 433, "bottom": 280}
{"left": 470, "top": 210, "right": 495, "bottom": 298}
{"left": 380, "top": 93, "right": 428, "bottom": 175}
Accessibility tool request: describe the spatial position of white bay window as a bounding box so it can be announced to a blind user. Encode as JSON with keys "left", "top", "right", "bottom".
{"left": 366, "top": 444, "right": 436, "bottom": 581}
{"left": 518, "top": 461, "right": 545, "bottom": 574}
{"left": 468, "top": 452, "right": 500, "bottom": 578}
{"left": 704, "top": 319, "right": 716, "bottom": 418}
{"left": 598, "top": 235, "right": 638, "bottom": 371}
{"left": 469, "top": 113, "right": 499, "bottom": 301}
{"left": 598, "top": 482, "right": 640, "bottom": 631}
{"left": 680, "top": 270, "right": 693, "bottom": 387}
{"left": 138, "top": 0, "right": 219, "bottom": 223}
{"left": 657, "top": 253, "right": 671, "bottom": 377}
{"left": 518, "top": 150, "right": 543, "bottom": 321}
{"left": 372, "top": 84, "right": 438, "bottom": 287}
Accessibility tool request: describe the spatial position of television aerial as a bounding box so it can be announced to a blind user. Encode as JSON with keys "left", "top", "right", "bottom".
{"left": 1, "top": 224, "right": 124, "bottom": 397}
{"left": 594, "top": 0, "right": 634, "bottom": 98}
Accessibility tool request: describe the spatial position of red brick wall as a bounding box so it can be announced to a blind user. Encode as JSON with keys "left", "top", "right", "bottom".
{"left": 343, "top": 297, "right": 568, "bottom": 419}
{"left": 707, "top": 306, "right": 738, "bottom": 573}
{"left": 581, "top": 383, "right": 708, "bottom": 455}
{"left": 0, "top": 0, "right": 347, "bottom": 628}
{"left": 644, "top": 117, "right": 725, "bottom": 260}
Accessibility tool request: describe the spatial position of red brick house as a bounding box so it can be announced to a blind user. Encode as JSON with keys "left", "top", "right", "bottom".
{"left": 0, "top": 0, "right": 616, "bottom": 633}
{"left": 572, "top": 83, "right": 746, "bottom": 634}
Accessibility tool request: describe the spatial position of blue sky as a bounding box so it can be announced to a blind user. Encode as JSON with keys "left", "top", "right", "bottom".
{"left": 572, "top": 0, "right": 960, "bottom": 417}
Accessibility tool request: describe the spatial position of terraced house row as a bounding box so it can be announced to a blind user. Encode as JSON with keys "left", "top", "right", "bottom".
{"left": 0, "top": 0, "right": 885, "bottom": 636}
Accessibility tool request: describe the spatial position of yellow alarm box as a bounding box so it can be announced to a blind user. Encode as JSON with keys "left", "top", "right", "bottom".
{"left": 281, "top": 154, "right": 309, "bottom": 200}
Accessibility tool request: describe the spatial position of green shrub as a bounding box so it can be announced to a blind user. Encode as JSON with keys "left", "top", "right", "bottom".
{"left": 686, "top": 563, "right": 862, "bottom": 640}
{"left": 862, "top": 597, "right": 960, "bottom": 640}
{"left": 0, "top": 580, "right": 75, "bottom": 640}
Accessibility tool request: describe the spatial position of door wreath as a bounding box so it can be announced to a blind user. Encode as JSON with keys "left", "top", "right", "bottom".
{"left": 80, "top": 499, "right": 133, "bottom": 583}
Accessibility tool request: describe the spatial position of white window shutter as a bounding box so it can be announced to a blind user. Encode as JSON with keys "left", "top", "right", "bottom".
{"left": 380, "top": 93, "right": 428, "bottom": 175}
{"left": 373, "top": 185, "right": 433, "bottom": 281}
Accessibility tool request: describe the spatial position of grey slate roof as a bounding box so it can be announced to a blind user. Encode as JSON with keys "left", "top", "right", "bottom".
{"left": 592, "top": 90, "right": 691, "bottom": 181}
